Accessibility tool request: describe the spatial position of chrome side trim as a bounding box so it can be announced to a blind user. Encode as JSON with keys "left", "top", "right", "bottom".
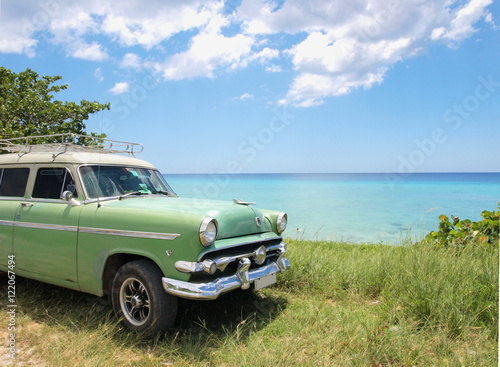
{"left": 0, "top": 220, "right": 180, "bottom": 240}
{"left": 0, "top": 220, "right": 78, "bottom": 232}
{"left": 163, "top": 256, "right": 291, "bottom": 300}
{"left": 79, "top": 227, "right": 180, "bottom": 240}
{"left": 15, "top": 222, "right": 78, "bottom": 232}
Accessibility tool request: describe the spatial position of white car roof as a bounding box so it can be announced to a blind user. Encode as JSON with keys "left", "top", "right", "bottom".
{"left": 0, "top": 151, "right": 156, "bottom": 169}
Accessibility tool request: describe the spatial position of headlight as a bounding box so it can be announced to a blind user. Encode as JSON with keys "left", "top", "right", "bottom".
{"left": 276, "top": 212, "right": 287, "bottom": 234}
{"left": 199, "top": 217, "right": 218, "bottom": 247}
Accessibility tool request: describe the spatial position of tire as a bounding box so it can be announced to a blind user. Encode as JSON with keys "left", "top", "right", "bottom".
{"left": 111, "top": 259, "right": 178, "bottom": 337}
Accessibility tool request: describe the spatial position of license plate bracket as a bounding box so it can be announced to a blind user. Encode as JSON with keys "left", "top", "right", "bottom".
{"left": 254, "top": 273, "right": 277, "bottom": 291}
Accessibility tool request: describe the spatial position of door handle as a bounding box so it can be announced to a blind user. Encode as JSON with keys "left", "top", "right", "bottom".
{"left": 21, "top": 202, "right": 34, "bottom": 207}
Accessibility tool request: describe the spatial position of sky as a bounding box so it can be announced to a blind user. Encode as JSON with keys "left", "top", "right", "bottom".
{"left": 0, "top": 0, "right": 499, "bottom": 174}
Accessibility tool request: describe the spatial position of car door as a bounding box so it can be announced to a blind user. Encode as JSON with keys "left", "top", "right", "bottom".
{"left": 0, "top": 167, "right": 30, "bottom": 268}
{"left": 13, "top": 166, "right": 82, "bottom": 287}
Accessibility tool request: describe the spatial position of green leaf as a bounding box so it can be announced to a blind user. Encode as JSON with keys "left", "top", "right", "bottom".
{"left": 0, "top": 67, "right": 109, "bottom": 144}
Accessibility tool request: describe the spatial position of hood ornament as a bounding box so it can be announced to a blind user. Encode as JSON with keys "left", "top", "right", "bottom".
{"left": 233, "top": 198, "right": 256, "bottom": 205}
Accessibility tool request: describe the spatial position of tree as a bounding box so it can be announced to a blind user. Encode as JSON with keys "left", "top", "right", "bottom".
{"left": 0, "top": 67, "right": 109, "bottom": 142}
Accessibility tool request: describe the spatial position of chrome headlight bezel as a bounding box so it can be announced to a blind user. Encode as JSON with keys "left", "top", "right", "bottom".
{"left": 276, "top": 212, "right": 287, "bottom": 234}
{"left": 199, "top": 217, "right": 218, "bottom": 247}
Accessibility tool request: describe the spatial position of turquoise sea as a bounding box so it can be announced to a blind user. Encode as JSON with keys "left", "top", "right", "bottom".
{"left": 163, "top": 173, "right": 500, "bottom": 245}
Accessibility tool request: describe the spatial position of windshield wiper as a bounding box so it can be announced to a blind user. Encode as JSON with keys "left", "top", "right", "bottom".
{"left": 151, "top": 190, "right": 172, "bottom": 196}
{"left": 119, "top": 191, "right": 149, "bottom": 200}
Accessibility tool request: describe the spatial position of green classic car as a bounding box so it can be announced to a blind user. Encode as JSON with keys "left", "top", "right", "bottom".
{"left": 0, "top": 134, "right": 290, "bottom": 336}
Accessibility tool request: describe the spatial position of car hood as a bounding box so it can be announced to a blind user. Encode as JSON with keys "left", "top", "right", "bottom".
{"left": 97, "top": 196, "right": 272, "bottom": 239}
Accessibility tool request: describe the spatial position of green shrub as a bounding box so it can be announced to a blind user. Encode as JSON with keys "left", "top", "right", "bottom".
{"left": 423, "top": 206, "right": 499, "bottom": 249}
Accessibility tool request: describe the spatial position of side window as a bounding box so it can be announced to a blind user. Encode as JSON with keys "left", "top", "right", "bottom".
{"left": 0, "top": 168, "right": 30, "bottom": 197}
{"left": 32, "top": 168, "right": 78, "bottom": 199}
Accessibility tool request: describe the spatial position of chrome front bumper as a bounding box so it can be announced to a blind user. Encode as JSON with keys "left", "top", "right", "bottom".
{"left": 162, "top": 255, "right": 290, "bottom": 300}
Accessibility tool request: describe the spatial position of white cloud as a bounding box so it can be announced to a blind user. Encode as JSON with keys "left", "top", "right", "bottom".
{"left": 265, "top": 65, "right": 282, "bottom": 73}
{"left": 100, "top": 2, "right": 214, "bottom": 49}
{"left": 0, "top": 1, "right": 40, "bottom": 56}
{"left": 250, "top": 47, "right": 280, "bottom": 63}
{"left": 239, "top": 0, "right": 493, "bottom": 106}
{"left": 0, "top": 0, "right": 494, "bottom": 106}
{"left": 109, "top": 82, "right": 130, "bottom": 95}
{"left": 239, "top": 93, "right": 254, "bottom": 100}
{"left": 120, "top": 53, "right": 142, "bottom": 69}
{"left": 157, "top": 32, "right": 254, "bottom": 80}
{"left": 69, "top": 41, "right": 108, "bottom": 61}
{"left": 484, "top": 11, "right": 499, "bottom": 30}
{"left": 0, "top": 0, "right": 214, "bottom": 57}
{"left": 0, "top": 35, "right": 37, "bottom": 56}
{"left": 430, "top": 0, "right": 493, "bottom": 44}
{"left": 48, "top": 11, "right": 100, "bottom": 43}
{"left": 94, "top": 68, "right": 104, "bottom": 82}
{"left": 281, "top": 68, "right": 388, "bottom": 107}
{"left": 282, "top": 32, "right": 412, "bottom": 104}
{"left": 155, "top": 13, "right": 255, "bottom": 80}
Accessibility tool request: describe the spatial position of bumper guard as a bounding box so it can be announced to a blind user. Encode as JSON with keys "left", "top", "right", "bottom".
{"left": 162, "top": 255, "right": 290, "bottom": 300}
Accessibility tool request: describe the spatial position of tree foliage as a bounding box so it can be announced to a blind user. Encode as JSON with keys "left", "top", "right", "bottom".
{"left": 0, "top": 67, "right": 109, "bottom": 141}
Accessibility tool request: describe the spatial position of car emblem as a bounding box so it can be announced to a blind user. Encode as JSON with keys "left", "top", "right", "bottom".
{"left": 255, "top": 217, "right": 261, "bottom": 227}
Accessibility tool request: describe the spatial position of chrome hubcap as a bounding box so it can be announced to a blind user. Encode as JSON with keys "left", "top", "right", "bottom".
{"left": 120, "top": 278, "right": 150, "bottom": 326}
{"left": 130, "top": 294, "right": 144, "bottom": 308}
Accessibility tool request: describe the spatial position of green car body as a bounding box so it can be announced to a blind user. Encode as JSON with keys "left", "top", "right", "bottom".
{"left": 0, "top": 135, "right": 290, "bottom": 336}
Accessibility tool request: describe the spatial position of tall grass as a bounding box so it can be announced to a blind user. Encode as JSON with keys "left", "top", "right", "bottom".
{"left": 283, "top": 240, "right": 498, "bottom": 338}
{"left": 0, "top": 240, "right": 498, "bottom": 366}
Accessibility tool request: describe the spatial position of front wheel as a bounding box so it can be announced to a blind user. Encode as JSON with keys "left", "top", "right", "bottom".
{"left": 112, "top": 260, "right": 177, "bottom": 337}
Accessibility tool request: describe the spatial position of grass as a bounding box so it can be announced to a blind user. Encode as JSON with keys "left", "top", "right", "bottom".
{"left": 1, "top": 239, "right": 498, "bottom": 366}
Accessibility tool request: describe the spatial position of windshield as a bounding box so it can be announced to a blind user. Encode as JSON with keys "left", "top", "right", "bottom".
{"left": 79, "top": 165, "right": 176, "bottom": 199}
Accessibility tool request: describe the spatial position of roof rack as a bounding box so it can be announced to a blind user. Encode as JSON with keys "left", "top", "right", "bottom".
{"left": 0, "top": 134, "right": 143, "bottom": 157}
